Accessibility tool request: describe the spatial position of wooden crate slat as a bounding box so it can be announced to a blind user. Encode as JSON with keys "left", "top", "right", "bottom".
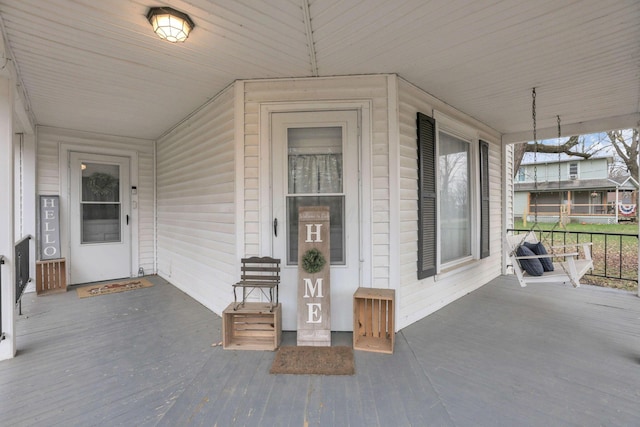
{"left": 353, "top": 287, "right": 395, "bottom": 354}
{"left": 222, "top": 303, "right": 281, "bottom": 351}
{"left": 36, "top": 259, "right": 67, "bottom": 295}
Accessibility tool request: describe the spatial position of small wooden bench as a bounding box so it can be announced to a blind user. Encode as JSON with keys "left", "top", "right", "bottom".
{"left": 233, "top": 256, "right": 280, "bottom": 311}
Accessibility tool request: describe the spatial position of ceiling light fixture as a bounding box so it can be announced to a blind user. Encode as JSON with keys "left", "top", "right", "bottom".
{"left": 147, "top": 7, "right": 195, "bottom": 43}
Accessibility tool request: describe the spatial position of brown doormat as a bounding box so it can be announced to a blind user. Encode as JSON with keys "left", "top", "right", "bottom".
{"left": 269, "top": 346, "right": 355, "bottom": 375}
{"left": 76, "top": 277, "right": 154, "bottom": 298}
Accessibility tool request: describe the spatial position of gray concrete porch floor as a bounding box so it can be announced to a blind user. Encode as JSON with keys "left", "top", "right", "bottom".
{"left": 1, "top": 275, "right": 639, "bottom": 426}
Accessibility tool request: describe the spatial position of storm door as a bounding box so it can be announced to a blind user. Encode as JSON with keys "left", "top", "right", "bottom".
{"left": 271, "top": 110, "right": 360, "bottom": 331}
{"left": 69, "top": 152, "right": 131, "bottom": 284}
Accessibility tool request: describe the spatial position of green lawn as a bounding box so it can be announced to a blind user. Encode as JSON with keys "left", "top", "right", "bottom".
{"left": 512, "top": 219, "right": 638, "bottom": 235}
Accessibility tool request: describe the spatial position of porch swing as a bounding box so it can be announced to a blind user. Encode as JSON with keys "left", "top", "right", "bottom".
{"left": 506, "top": 88, "right": 593, "bottom": 287}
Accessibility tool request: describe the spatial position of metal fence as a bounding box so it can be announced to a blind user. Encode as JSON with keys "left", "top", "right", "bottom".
{"left": 508, "top": 228, "right": 639, "bottom": 287}
{"left": 15, "top": 236, "right": 31, "bottom": 307}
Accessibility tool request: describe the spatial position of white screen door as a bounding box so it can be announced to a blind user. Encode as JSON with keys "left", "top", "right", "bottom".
{"left": 69, "top": 152, "right": 131, "bottom": 284}
{"left": 272, "top": 110, "right": 360, "bottom": 331}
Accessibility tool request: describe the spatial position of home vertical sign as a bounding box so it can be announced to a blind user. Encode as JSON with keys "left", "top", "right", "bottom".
{"left": 297, "top": 206, "right": 331, "bottom": 346}
{"left": 39, "top": 195, "right": 61, "bottom": 260}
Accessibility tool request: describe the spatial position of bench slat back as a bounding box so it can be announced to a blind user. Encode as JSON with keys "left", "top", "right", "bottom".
{"left": 239, "top": 256, "right": 280, "bottom": 285}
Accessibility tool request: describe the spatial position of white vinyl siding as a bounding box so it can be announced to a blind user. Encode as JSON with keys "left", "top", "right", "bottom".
{"left": 156, "top": 86, "right": 236, "bottom": 315}
{"left": 397, "top": 78, "right": 503, "bottom": 329}
{"left": 36, "top": 126, "right": 155, "bottom": 275}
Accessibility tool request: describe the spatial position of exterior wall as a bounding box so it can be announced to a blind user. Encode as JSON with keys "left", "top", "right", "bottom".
{"left": 518, "top": 158, "right": 609, "bottom": 182}
{"left": 243, "top": 75, "right": 390, "bottom": 285}
{"left": 36, "top": 127, "right": 155, "bottom": 278}
{"left": 504, "top": 143, "right": 515, "bottom": 273}
{"left": 154, "top": 74, "right": 505, "bottom": 329}
{"left": 396, "top": 78, "right": 503, "bottom": 329}
{"left": 578, "top": 158, "right": 608, "bottom": 180}
{"left": 155, "top": 86, "right": 236, "bottom": 315}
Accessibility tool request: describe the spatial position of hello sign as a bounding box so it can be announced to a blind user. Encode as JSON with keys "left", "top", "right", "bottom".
{"left": 39, "top": 195, "right": 61, "bottom": 260}
{"left": 297, "top": 206, "right": 331, "bottom": 347}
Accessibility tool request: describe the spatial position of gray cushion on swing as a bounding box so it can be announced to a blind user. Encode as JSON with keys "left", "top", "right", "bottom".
{"left": 516, "top": 245, "right": 544, "bottom": 276}
{"left": 523, "top": 241, "right": 554, "bottom": 272}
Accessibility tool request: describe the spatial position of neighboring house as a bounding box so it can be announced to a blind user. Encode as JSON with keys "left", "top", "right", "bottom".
{"left": 514, "top": 155, "right": 638, "bottom": 223}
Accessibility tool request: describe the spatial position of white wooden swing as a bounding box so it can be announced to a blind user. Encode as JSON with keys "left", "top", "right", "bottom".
{"left": 507, "top": 89, "right": 593, "bottom": 288}
{"left": 506, "top": 231, "right": 593, "bottom": 287}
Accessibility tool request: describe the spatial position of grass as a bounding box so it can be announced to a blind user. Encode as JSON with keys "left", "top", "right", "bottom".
{"left": 510, "top": 219, "right": 639, "bottom": 293}
{"left": 512, "top": 219, "right": 638, "bottom": 234}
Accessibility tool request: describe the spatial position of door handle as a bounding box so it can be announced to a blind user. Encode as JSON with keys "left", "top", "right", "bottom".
{"left": 126, "top": 214, "right": 129, "bottom": 225}
{"left": 273, "top": 218, "right": 278, "bottom": 237}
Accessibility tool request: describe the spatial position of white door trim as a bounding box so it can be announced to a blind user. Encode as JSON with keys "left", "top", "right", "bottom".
{"left": 258, "top": 100, "right": 373, "bottom": 291}
{"left": 59, "top": 143, "right": 139, "bottom": 283}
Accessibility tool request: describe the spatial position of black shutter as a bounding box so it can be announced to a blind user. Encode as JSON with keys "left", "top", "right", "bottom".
{"left": 417, "top": 112, "right": 437, "bottom": 279}
{"left": 479, "top": 140, "right": 490, "bottom": 259}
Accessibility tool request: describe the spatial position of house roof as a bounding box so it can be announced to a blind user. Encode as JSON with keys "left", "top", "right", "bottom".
{"left": 520, "top": 153, "right": 614, "bottom": 166}
{"left": 0, "top": 1, "right": 638, "bottom": 141}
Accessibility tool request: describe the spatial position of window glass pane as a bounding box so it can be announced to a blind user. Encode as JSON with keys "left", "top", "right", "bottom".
{"left": 286, "top": 126, "right": 345, "bottom": 266}
{"left": 81, "top": 204, "right": 121, "bottom": 243}
{"left": 288, "top": 127, "right": 342, "bottom": 194}
{"left": 287, "top": 196, "right": 345, "bottom": 265}
{"left": 439, "top": 132, "right": 471, "bottom": 264}
{"left": 82, "top": 163, "right": 120, "bottom": 202}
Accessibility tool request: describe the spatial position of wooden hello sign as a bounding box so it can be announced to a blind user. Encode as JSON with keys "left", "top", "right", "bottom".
{"left": 297, "top": 206, "right": 331, "bottom": 346}
{"left": 39, "top": 195, "right": 61, "bottom": 260}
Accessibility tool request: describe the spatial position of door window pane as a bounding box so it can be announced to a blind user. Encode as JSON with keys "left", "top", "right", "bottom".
{"left": 439, "top": 132, "right": 471, "bottom": 264}
{"left": 287, "top": 196, "right": 345, "bottom": 264}
{"left": 80, "top": 162, "right": 121, "bottom": 244}
{"left": 286, "top": 127, "right": 345, "bottom": 265}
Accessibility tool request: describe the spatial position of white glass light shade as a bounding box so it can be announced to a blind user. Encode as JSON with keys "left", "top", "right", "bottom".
{"left": 147, "top": 7, "right": 194, "bottom": 43}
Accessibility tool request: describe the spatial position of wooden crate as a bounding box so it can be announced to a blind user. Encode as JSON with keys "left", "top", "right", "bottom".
{"left": 222, "top": 303, "right": 282, "bottom": 351}
{"left": 353, "top": 287, "right": 395, "bottom": 354}
{"left": 36, "top": 258, "right": 67, "bottom": 295}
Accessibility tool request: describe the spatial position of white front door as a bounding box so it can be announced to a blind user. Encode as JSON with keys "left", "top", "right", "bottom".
{"left": 69, "top": 152, "right": 131, "bottom": 284}
{"left": 272, "top": 110, "right": 360, "bottom": 331}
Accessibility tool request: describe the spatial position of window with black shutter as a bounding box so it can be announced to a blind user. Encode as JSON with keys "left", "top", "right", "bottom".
{"left": 417, "top": 113, "right": 491, "bottom": 279}
{"left": 417, "top": 112, "right": 437, "bottom": 279}
{"left": 479, "top": 140, "right": 490, "bottom": 259}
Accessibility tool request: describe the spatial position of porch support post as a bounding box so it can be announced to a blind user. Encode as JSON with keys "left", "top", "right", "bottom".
{"left": 24, "top": 133, "right": 36, "bottom": 290}
{"left": 0, "top": 75, "right": 15, "bottom": 360}
{"left": 615, "top": 186, "right": 619, "bottom": 223}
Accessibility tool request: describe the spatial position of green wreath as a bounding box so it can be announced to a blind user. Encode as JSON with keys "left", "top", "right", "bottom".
{"left": 301, "top": 248, "right": 326, "bottom": 274}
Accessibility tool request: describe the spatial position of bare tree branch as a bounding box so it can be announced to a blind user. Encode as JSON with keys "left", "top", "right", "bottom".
{"left": 606, "top": 129, "right": 639, "bottom": 181}
{"left": 512, "top": 135, "right": 591, "bottom": 177}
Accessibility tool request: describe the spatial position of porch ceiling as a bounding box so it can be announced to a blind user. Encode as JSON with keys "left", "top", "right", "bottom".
{"left": 0, "top": 0, "right": 638, "bottom": 141}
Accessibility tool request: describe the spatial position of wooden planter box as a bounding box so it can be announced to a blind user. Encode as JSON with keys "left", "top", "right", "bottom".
{"left": 222, "top": 303, "right": 282, "bottom": 351}
{"left": 353, "top": 287, "right": 395, "bottom": 354}
{"left": 36, "top": 259, "right": 67, "bottom": 295}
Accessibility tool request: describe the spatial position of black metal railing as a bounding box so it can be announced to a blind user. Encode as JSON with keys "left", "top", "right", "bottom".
{"left": 1, "top": 254, "right": 4, "bottom": 341}
{"left": 15, "top": 236, "right": 31, "bottom": 312}
{"left": 508, "top": 228, "right": 639, "bottom": 286}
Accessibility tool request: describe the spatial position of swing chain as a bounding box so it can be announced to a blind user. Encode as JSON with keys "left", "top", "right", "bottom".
{"left": 532, "top": 88, "right": 538, "bottom": 223}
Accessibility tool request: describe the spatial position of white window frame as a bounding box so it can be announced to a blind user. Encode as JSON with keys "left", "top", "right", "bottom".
{"left": 434, "top": 111, "right": 480, "bottom": 272}
{"left": 568, "top": 162, "right": 579, "bottom": 179}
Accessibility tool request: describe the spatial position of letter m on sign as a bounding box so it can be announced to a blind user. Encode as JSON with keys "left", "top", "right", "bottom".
{"left": 303, "top": 278, "right": 324, "bottom": 298}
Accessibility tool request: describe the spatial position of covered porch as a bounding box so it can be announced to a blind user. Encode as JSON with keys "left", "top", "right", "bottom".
{"left": 1, "top": 274, "right": 638, "bottom": 426}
